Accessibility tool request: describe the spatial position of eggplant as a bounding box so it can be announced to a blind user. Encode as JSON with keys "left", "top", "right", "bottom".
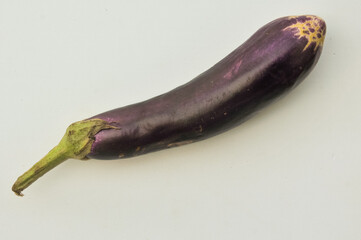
{"left": 12, "top": 15, "right": 326, "bottom": 196}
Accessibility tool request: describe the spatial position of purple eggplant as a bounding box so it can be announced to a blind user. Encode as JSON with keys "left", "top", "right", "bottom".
{"left": 12, "top": 15, "right": 326, "bottom": 196}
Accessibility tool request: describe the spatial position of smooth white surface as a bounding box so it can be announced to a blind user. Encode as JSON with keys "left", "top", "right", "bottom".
{"left": 1, "top": 0, "right": 360, "bottom": 239}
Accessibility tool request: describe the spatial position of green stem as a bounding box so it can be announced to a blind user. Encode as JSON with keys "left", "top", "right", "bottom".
{"left": 12, "top": 145, "right": 70, "bottom": 196}
{"left": 12, "top": 118, "right": 118, "bottom": 196}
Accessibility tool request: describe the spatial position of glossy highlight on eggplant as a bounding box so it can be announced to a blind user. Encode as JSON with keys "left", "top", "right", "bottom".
{"left": 12, "top": 15, "right": 326, "bottom": 196}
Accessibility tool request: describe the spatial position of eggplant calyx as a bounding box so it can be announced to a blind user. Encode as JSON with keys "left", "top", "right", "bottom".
{"left": 12, "top": 119, "right": 117, "bottom": 196}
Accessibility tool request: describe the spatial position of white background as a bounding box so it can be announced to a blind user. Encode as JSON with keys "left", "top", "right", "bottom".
{"left": 1, "top": 0, "right": 360, "bottom": 239}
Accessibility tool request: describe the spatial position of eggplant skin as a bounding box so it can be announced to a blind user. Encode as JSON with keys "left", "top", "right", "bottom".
{"left": 88, "top": 15, "right": 326, "bottom": 160}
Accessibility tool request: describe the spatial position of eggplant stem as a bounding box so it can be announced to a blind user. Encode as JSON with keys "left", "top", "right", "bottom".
{"left": 12, "top": 118, "right": 118, "bottom": 196}
{"left": 12, "top": 146, "right": 70, "bottom": 196}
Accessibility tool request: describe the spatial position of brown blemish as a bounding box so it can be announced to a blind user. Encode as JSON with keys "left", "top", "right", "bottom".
{"left": 167, "top": 140, "right": 193, "bottom": 148}
{"left": 119, "top": 153, "right": 125, "bottom": 158}
{"left": 135, "top": 146, "right": 141, "bottom": 152}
